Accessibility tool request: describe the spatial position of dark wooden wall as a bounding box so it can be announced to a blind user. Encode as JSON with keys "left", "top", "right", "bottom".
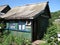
{"left": 37, "top": 16, "right": 49, "bottom": 39}
{"left": 32, "top": 3, "right": 51, "bottom": 42}
{"left": 32, "top": 15, "right": 49, "bottom": 42}
{"left": 32, "top": 20, "right": 37, "bottom": 42}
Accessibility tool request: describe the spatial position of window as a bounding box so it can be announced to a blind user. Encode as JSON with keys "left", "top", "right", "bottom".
{"left": 9, "top": 23, "right": 18, "bottom": 30}
{"left": 6, "top": 23, "right": 9, "bottom": 29}
{"left": 6, "top": 22, "right": 18, "bottom": 30}
{"left": 26, "top": 21, "right": 31, "bottom": 31}
{"left": 19, "top": 21, "right": 26, "bottom": 30}
{"left": 6, "top": 21, "right": 31, "bottom": 32}
{"left": 10, "top": 23, "right": 15, "bottom": 29}
{"left": 19, "top": 25, "right": 21, "bottom": 30}
{"left": 26, "top": 21, "right": 31, "bottom": 25}
{"left": 22, "top": 25, "right": 25, "bottom": 30}
{"left": 26, "top": 25, "right": 31, "bottom": 31}
{"left": 9, "top": 23, "right": 16, "bottom": 30}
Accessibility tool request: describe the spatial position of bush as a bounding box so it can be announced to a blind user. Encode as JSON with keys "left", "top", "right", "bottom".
{"left": 43, "top": 24, "right": 58, "bottom": 45}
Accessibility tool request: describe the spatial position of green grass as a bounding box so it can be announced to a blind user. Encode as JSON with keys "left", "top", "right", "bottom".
{"left": 0, "top": 30, "right": 31, "bottom": 45}
{"left": 10, "top": 31, "right": 31, "bottom": 40}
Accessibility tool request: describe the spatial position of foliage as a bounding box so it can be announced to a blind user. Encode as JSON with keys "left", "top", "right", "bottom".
{"left": 51, "top": 10, "right": 60, "bottom": 22}
{"left": 42, "top": 10, "right": 60, "bottom": 45}
{"left": 0, "top": 23, "right": 5, "bottom": 29}
{"left": 0, "top": 30, "right": 31, "bottom": 45}
{"left": 43, "top": 24, "right": 58, "bottom": 45}
{"left": 43, "top": 24, "right": 57, "bottom": 39}
{"left": 39, "top": 42, "right": 50, "bottom": 45}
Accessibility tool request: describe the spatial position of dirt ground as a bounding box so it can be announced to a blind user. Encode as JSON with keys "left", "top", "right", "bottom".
{"left": 32, "top": 40, "right": 46, "bottom": 45}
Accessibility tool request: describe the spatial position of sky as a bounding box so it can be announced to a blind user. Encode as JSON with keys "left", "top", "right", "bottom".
{"left": 0, "top": 0, "right": 60, "bottom": 12}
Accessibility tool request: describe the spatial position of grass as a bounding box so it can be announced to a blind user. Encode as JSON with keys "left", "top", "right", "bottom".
{"left": 0, "top": 30, "right": 31, "bottom": 45}
{"left": 10, "top": 31, "right": 31, "bottom": 39}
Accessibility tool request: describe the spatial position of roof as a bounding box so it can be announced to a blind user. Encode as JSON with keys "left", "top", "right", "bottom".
{"left": 0, "top": 5, "right": 8, "bottom": 12}
{"left": 0, "top": 5, "right": 10, "bottom": 17}
{"left": 1, "top": 2, "right": 49, "bottom": 19}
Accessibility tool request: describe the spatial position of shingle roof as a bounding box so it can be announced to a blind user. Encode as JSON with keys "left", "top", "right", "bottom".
{"left": 1, "top": 2, "right": 49, "bottom": 19}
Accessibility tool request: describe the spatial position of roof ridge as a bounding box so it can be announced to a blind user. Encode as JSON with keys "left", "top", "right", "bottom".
{"left": 13, "top": 1, "right": 48, "bottom": 8}
{"left": 24, "top": 1, "right": 48, "bottom": 6}
{"left": 0, "top": 4, "right": 8, "bottom": 7}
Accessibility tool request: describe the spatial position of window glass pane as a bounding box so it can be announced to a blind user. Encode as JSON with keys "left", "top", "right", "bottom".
{"left": 6, "top": 23, "right": 9, "bottom": 29}
{"left": 26, "top": 25, "right": 31, "bottom": 31}
{"left": 15, "top": 23, "right": 18, "bottom": 30}
{"left": 22, "top": 25, "right": 25, "bottom": 30}
{"left": 19, "top": 25, "right": 22, "bottom": 30}
{"left": 9, "top": 23, "right": 16, "bottom": 29}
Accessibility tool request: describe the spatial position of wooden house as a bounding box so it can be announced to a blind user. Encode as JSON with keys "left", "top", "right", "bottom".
{"left": 1, "top": 2, "right": 51, "bottom": 42}
{"left": 0, "top": 5, "right": 11, "bottom": 29}
{"left": 0, "top": 4, "right": 11, "bottom": 14}
{"left": 0, "top": 4, "right": 11, "bottom": 21}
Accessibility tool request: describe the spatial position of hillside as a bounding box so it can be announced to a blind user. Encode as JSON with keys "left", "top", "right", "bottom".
{"left": 51, "top": 10, "right": 60, "bottom": 22}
